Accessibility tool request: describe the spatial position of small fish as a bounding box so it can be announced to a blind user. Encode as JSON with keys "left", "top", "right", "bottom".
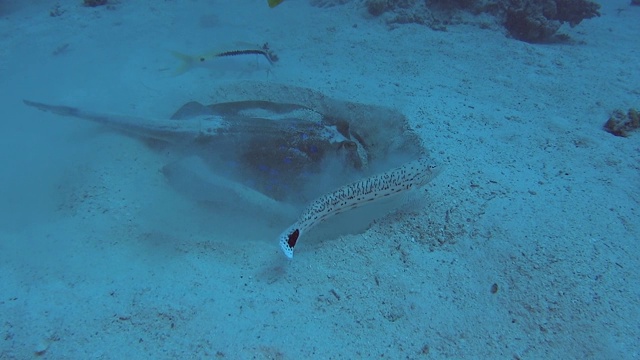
{"left": 172, "top": 43, "right": 278, "bottom": 76}
{"left": 268, "top": 0, "right": 285, "bottom": 8}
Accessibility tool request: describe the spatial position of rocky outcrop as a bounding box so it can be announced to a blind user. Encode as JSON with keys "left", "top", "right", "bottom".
{"left": 503, "top": 0, "right": 601, "bottom": 42}
{"left": 363, "top": 0, "right": 601, "bottom": 43}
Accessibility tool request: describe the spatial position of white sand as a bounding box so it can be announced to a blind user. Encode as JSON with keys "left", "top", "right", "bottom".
{"left": 0, "top": 0, "right": 638, "bottom": 358}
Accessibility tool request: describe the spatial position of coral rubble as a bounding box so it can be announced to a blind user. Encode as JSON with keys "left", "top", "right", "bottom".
{"left": 83, "top": 0, "right": 107, "bottom": 7}
{"left": 604, "top": 109, "right": 640, "bottom": 137}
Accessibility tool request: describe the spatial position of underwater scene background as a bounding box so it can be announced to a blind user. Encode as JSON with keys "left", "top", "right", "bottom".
{"left": 0, "top": 0, "right": 638, "bottom": 358}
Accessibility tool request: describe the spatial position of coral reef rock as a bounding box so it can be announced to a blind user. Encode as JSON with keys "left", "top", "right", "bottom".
{"left": 364, "top": 0, "right": 601, "bottom": 43}
{"left": 504, "top": 0, "right": 601, "bottom": 42}
{"left": 604, "top": 108, "right": 640, "bottom": 137}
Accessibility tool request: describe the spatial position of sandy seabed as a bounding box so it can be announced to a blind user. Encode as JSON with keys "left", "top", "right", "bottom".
{"left": 0, "top": 0, "right": 638, "bottom": 358}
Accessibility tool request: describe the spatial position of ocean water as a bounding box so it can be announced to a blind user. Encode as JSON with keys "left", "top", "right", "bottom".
{"left": 0, "top": 0, "right": 638, "bottom": 358}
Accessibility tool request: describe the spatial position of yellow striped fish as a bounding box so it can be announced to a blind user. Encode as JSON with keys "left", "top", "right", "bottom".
{"left": 172, "top": 43, "right": 278, "bottom": 76}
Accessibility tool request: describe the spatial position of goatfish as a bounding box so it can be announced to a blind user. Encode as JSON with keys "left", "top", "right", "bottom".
{"left": 172, "top": 43, "right": 279, "bottom": 76}
{"left": 268, "top": 0, "right": 284, "bottom": 7}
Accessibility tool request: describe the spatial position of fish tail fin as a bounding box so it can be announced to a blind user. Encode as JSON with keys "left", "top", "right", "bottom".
{"left": 268, "top": 0, "right": 284, "bottom": 8}
{"left": 171, "top": 51, "right": 195, "bottom": 76}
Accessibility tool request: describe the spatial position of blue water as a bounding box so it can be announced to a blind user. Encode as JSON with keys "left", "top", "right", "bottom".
{"left": 1, "top": 0, "right": 639, "bottom": 358}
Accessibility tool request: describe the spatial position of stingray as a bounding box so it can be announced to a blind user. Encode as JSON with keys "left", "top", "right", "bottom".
{"left": 24, "top": 97, "right": 368, "bottom": 205}
{"left": 24, "top": 82, "right": 427, "bottom": 219}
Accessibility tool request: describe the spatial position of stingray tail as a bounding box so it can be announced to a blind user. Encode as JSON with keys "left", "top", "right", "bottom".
{"left": 171, "top": 51, "right": 195, "bottom": 76}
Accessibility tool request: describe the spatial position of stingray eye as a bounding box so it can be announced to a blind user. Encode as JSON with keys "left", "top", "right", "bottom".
{"left": 199, "top": 57, "right": 205, "bottom": 62}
